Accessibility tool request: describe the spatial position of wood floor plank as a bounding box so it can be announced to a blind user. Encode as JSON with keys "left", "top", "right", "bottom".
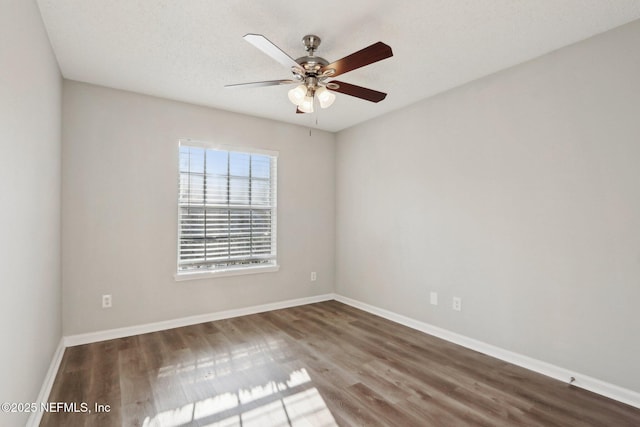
{"left": 119, "top": 343, "right": 156, "bottom": 427}
{"left": 40, "top": 301, "right": 640, "bottom": 426}
{"left": 81, "top": 341, "right": 122, "bottom": 426}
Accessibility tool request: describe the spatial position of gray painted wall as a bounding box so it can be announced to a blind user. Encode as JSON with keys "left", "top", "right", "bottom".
{"left": 62, "top": 81, "right": 335, "bottom": 335}
{"left": 336, "top": 20, "right": 640, "bottom": 392}
{"left": 0, "top": 1, "right": 62, "bottom": 425}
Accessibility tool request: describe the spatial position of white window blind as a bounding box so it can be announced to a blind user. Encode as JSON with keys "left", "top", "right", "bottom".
{"left": 178, "top": 140, "right": 277, "bottom": 275}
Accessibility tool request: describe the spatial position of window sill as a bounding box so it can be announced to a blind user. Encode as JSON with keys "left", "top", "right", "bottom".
{"left": 174, "top": 264, "right": 280, "bottom": 281}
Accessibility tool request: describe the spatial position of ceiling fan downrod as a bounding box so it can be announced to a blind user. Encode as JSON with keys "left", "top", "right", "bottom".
{"left": 302, "top": 34, "right": 321, "bottom": 54}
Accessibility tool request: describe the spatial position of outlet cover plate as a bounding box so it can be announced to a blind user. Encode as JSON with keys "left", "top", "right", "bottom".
{"left": 430, "top": 292, "right": 438, "bottom": 305}
{"left": 102, "top": 294, "right": 112, "bottom": 308}
{"left": 452, "top": 297, "right": 462, "bottom": 311}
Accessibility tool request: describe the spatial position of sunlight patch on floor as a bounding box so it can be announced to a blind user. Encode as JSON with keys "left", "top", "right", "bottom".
{"left": 142, "top": 368, "right": 337, "bottom": 427}
{"left": 194, "top": 392, "right": 240, "bottom": 420}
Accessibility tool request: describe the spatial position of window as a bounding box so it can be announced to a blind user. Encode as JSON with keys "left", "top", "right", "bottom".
{"left": 177, "top": 140, "right": 278, "bottom": 278}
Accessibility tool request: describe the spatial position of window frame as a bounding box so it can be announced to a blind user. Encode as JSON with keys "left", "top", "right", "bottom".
{"left": 174, "top": 139, "right": 279, "bottom": 281}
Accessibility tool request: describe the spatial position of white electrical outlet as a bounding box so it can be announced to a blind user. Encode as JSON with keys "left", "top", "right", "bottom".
{"left": 452, "top": 297, "right": 462, "bottom": 312}
{"left": 430, "top": 292, "right": 438, "bottom": 305}
{"left": 102, "top": 294, "right": 112, "bottom": 308}
{"left": 310, "top": 272, "right": 317, "bottom": 282}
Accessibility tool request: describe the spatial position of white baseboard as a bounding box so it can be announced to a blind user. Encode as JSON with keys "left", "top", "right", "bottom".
{"left": 26, "top": 338, "right": 65, "bottom": 427}
{"left": 64, "top": 293, "right": 335, "bottom": 347}
{"left": 333, "top": 294, "right": 640, "bottom": 409}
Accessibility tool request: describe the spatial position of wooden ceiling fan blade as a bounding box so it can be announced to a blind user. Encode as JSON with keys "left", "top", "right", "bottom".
{"left": 225, "top": 79, "right": 298, "bottom": 89}
{"left": 243, "top": 34, "right": 301, "bottom": 70}
{"left": 328, "top": 81, "right": 387, "bottom": 103}
{"left": 321, "top": 42, "right": 392, "bottom": 77}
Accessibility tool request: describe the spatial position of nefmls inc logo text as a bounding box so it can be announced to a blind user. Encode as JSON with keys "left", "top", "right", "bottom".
{"left": 43, "top": 402, "right": 90, "bottom": 413}
{"left": 0, "top": 401, "right": 111, "bottom": 413}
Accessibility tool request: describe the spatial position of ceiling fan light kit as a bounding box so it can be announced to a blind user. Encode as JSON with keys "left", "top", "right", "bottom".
{"left": 226, "top": 33, "right": 393, "bottom": 114}
{"left": 287, "top": 83, "right": 335, "bottom": 113}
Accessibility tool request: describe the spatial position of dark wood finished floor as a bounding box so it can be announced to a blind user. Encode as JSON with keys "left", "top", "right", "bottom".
{"left": 41, "top": 300, "right": 640, "bottom": 426}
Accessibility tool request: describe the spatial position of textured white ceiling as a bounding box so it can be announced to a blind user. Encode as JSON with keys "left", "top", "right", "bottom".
{"left": 37, "top": 0, "right": 640, "bottom": 132}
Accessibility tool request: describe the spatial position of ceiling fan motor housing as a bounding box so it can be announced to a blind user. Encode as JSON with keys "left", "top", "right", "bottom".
{"left": 296, "top": 34, "right": 328, "bottom": 72}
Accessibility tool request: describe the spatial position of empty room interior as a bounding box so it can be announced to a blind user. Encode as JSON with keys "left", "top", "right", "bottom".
{"left": 3, "top": 1, "right": 640, "bottom": 426}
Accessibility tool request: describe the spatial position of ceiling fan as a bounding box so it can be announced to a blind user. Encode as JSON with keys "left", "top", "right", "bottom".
{"left": 225, "top": 34, "right": 393, "bottom": 114}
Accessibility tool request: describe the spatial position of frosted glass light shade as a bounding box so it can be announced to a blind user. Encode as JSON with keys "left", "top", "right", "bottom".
{"left": 316, "top": 86, "right": 336, "bottom": 109}
{"left": 288, "top": 85, "right": 307, "bottom": 105}
{"left": 299, "top": 95, "right": 314, "bottom": 113}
